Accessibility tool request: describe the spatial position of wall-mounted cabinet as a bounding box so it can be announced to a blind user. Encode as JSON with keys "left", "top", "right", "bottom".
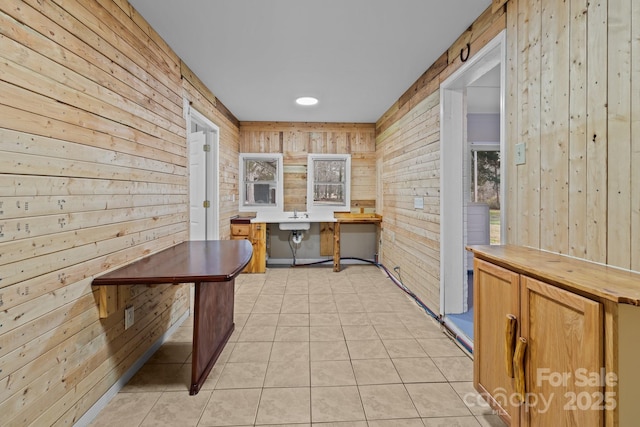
{"left": 469, "top": 245, "right": 640, "bottom": 427}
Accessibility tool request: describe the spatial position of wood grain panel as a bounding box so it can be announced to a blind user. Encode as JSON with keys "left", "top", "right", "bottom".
{"left": 503, "top": 0, "right": 638, "bottom": 268}
{"left": 239, "top": 122, "right": 376, "bottom": 212}
{"left": 0, "top": 128, "right": 186, "bottom": 176}
{"left": 0, "top": 2, "right": 183, "bottom": 122}
{"left": 505, "top": 0, "right": 518, "bottom": 244}
{"left": 0, "top": 83, "right": 185, "bottom": 157}
{"left": 607, "top": 0, "right": 632, "bottom": 269}
{"left": 492, "top": 0, "right": 509, "bottom": 13}
{"left": 632, "top": 0, "right": 640, "bottom": 271}
{"left": 0, "top": 104, "right": 186, "bottom": 167}
{"left": 568, "top": 0, "right": 588, "bottom": 259}
{"left": 585, "top": 0, "right": 608, "bottom": 263}
{"left": 539, "top": 0, "right": 570, "bottom": 253}
{"left": 517, "top": 0, "right": 542, "bottom": 248}
{"left": 0, "top": 0, "right": 240, "bottom": 423}
{"left": 0, "top": 32, "right": 184, "bottom": 138}
{"left": 377, "top": 90, "right": 443, "bottom": 310}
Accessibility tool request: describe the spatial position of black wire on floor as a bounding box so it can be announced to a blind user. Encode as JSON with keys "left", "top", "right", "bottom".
{"left": 290, "top": 256, "right": 474, "bottom": 354}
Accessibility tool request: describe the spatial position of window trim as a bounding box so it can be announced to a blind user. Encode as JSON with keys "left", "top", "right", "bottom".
{"left": 239, "top": 153, "right": 284, "bottom": 212}
{"left": 306, "top": 153, "right": 351, "bottom": 213}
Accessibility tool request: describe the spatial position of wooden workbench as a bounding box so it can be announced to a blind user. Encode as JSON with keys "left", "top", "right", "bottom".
{"left": 92, "top": 240, "right": 252, "bottom": 395}
{"left": 332, "top": 213, "right": 382, "bottom": 271}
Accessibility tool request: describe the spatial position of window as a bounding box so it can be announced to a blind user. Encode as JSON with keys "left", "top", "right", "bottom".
{"left": 307, "top": 154, "right": 351, "bottom": 212}
{"left": 239, "top": 153, "right": 283, "bottom": 211}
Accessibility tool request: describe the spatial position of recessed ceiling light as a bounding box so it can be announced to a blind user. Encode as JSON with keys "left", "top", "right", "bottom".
{"left": 295, "top": 96, "right": 318, "bottom": 106}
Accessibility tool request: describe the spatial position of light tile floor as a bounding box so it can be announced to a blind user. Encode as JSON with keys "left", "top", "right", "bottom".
{"left": 90, "top": 265, "right": 506, "bottom": 427}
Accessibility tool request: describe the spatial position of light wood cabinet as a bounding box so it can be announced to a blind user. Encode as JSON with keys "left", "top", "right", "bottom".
{"left": 230, "top": 221, "right": 266, "bottom": 273}
{"left": 474, "top": 259, "right": 520, "bottom": 425}
{"left": 470, "top": 245, "right": 640, "bottom": 427}
{"left": 520, "top": 275, "right": 602, "bottom": 426}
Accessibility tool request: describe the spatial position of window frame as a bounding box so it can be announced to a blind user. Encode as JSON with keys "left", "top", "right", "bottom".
{"left": 306, "top": 153, "right": 351, "bottom": 213}
{"left": 239, "top": 153, "right": 284, "bottom": 212}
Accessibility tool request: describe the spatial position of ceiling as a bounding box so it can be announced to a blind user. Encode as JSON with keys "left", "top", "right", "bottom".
{"left": 467, "top": 65, "right": 501, "bottom": 114}
{"left": 129, "top": 0, "right": 492, "bottom": 123}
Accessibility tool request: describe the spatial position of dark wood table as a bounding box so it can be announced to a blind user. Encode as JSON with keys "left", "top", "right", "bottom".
{"left": 92, "top": 240, "right": 253, "bottom": 394}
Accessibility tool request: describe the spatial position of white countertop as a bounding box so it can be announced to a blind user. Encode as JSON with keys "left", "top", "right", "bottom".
{"left": 251, "top": 211, "right": 337, "bottom": 224}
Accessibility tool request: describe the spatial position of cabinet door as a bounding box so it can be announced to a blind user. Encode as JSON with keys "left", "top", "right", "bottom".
{"left": 474, "top": 258, "right": 521, "bottom": 425}
{"left": 520, "top": 276, "right": 603, "bottom": 427}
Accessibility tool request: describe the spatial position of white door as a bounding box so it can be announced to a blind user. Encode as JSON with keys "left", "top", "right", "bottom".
{"left": 189, "top": 131, "right": 207, "bottom": 240}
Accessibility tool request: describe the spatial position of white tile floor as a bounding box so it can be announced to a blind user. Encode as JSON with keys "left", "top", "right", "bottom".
{"left": 90, "top": 265, "right": 506, "bottom": 426}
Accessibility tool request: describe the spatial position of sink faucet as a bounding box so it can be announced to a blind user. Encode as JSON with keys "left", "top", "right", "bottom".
{"left": 293, "top": 209, "right": 298, "bottom": 219}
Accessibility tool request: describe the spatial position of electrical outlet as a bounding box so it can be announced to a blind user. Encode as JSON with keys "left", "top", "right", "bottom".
{"left": 124, "top": 305, "right": 134, "bottom": 330}
{"left": 515, "top": 143, "right": 526, "bottom": 165}
{"left": 414, "top": 197, "right": 424, "bottom": 209}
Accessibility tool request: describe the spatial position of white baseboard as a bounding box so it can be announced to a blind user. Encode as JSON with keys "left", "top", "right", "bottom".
{"left": 74, "top": 310, "right": 190, "bottom": 427}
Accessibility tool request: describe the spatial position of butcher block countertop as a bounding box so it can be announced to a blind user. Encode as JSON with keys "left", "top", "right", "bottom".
{"left": 467, "top": 245, "right": 640, "bottom": 306}
{"left": 334, "top": 212, "right": 382, "bottom": 223}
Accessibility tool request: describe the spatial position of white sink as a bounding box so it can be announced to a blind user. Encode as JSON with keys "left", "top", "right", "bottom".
{"left": 278, "top": 217, "right": 311, "bottom": 230}
{"left": 252, "top": 211, "right": 336, "bottom": 230}
{"left": 278, "top": 212, "right": 312, "bottom": 230}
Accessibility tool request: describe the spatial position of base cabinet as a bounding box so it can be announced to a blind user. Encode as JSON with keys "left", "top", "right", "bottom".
{"left": 521, "top": 275, "right": 603, "bottom": 426}
{"left": 474, "top": 259, "right": 520, "bottom": 425}
{"left": 471, "top": 246, "right": 640, "bottom": 427}
{"left": 231, "top": 222, "right": 266, "bottom": 273}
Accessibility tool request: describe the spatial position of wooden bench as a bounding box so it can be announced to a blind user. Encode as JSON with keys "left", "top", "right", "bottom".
{"left": 92, "top": 240, "right": 252, "bottom": 394}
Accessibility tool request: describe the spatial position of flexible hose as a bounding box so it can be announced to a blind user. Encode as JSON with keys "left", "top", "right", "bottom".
{"left": 287, "top": 231, "right": 298, "bottom": 266}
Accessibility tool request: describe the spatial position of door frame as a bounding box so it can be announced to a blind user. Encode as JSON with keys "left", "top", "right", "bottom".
{"left": 439, "top": 30, "right": 506, "bottom": 318}
{"left": 185, "top": 100, "right": 220, "bottom": 240}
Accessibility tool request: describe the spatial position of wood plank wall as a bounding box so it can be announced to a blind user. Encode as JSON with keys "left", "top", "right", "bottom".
{"left": 375, "top": 5, "right": 506, "bottom": 311}
{"left": 0, "top": 1, "right": 239, "bottom": 425}
{"left": 505, "top": 0, "right": 640, "bottom": 271}
{"left": 377, "top": 0, "right": 640, "bottom": 314}
{"left": 239, "top": 122, "right": 376, "bottom": 212}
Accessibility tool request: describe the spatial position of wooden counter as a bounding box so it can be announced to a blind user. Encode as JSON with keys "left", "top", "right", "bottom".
{"left": 468, "top": 244, "right": 640, "bottom": 305}
{"left": 467, "top": 245, "right": 640, "bottom": 426}
{"left": 92, "top": 240, "right": 252, "bottom": 395}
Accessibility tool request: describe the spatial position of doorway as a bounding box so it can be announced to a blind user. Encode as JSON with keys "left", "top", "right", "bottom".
{"left": 186, "top": 103, "right": 220, "bottom": 240}
{"left": 440, "top": 31, "right": 506, "bottom": 348}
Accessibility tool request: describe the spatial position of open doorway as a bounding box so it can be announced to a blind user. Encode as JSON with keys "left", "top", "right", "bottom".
{"left": 440, "top": 31, "right": 506, "bottom": 349}
{"left": 186, "top": 103, "right": 220, "bottom": 241}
